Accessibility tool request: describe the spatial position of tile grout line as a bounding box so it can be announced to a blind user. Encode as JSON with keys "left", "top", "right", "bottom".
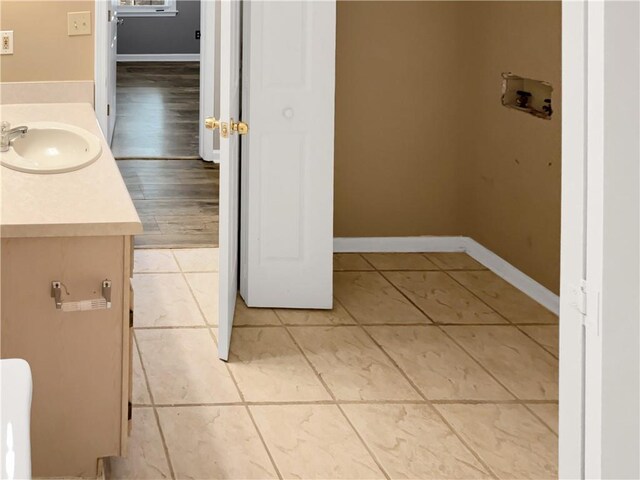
{"left": 134, "top": 321, "right": 555, "bottom": 330}
{"left": 132, "top": 333, "right": 154, "bottom": 408}
{"left": 334, "top": 403, "right": 392, "bottom": 480}
{"left": 132, "top": 249, "right": 218, "bottom": 477}
{"left": 133, "top": 250, "right": 557, "bottom": 475}
{"left": 516, "top": 331, "right": 559, "bottom": 360}
{"left": 132, "top": 329, "right": 177, "bottom": 480}
{"left": 275, "top": 311, "right": 392, "bottom": 480}
{"left": 334, "top": 268, "right": 488, "bottom": 273}
{"left": 342, "top": 257, "right": 558, "bottom": 446}
{"left": 142, "top": 399, "right": 557, "bottom": 408}
{"left": 334, "top": 291, "right": 499, "bottom": 480}
{"left": 134, "top": 325, "right": 212, "bottom": 330}
{"left": 134, "top": 269, "right": 219, "bottom": 275}
{"left": 131, "top": 258, "right": 212, "bottom": 330}
{"left": 370, "top": 270, "right": 525, "bottom": 477}
{"left": 204, "top": 324, "right": 284, "bottom": 480}
{"left": 377, "top": 269, "right": 525, "bottom": 401}
{"left": 278, "top": 312, "right": 390, "bottom": 477}
{"left": 432, "top": 328, "right": 559, "bottom": 431}
{"left": 418, "top": 250, "right": 556, "bottom": 336}
{"left": 242, "top": 404, "right": 284, "bottom": 480}
{"left": 378, "top": 268, "right": 556, "bottom": 401}
{"left": 521, "top": 404, "right": 560, "bottom": 438}
{"left": 376, "top": 268, "right": 560, "bottom": 436}
{"left": 419, "top": 252, "right": 489, "bottom": 273}
{"left": 168, "top": 248, "right": 213, "bottom": 329}
{"left": 273, "top": 313, "right": 340, "bottom": 407}
{"left": 357, "top": 253, "right": 377, "bottom": 270}
{"left": 442, "top": 269, "right": 559, "bottom": 360}
{"left": 133, "top": 270, "right": 182, "bottom": 275}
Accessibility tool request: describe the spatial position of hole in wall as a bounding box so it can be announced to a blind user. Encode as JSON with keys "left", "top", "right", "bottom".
{"left": 501, "top": 72, "right": 553, "bottom": 120}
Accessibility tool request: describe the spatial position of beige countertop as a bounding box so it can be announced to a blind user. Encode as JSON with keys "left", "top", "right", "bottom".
{"left": 0, "top": 103, "right": 142, "bottom": 238}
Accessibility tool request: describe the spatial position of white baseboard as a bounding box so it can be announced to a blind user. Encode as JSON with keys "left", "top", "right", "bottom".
{"left": 117, "top": 54, "right": 200, "bottom": 62}
{"left": 333, "top": 236, "right": 467, "bottom": 253}
{"left": 463, "top": 238, "right": 559, "bottom": 315}
{"left": 333, "top": 235, "right": 559, "bottom": 315}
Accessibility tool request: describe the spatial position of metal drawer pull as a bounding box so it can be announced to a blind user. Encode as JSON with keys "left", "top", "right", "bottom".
{"left": 51, "top": 280, "right": 112, "bottom": 311}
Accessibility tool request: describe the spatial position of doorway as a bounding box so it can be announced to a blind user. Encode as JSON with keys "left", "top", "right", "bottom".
{"left": 108, "top": 0, "right": 219, "bottom": 250}
{"left": 112, "top": 62, "right": 200, "bottom": 158}
{"left": 97, "top": 0, "right": 592, "bottom": 477}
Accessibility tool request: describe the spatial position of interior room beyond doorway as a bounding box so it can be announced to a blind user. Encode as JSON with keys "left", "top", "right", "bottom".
{"left": 113, "top": 62, "right": 219, "bottom": 249}
{"left": 112, "top": 62, "right": 200, "bottom": 158}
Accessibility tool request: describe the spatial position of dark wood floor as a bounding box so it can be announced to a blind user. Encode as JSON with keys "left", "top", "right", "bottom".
{"left": 112, "top": 62, "right": 200, "bottom": 158}
{"left": 113, "top": 62, "right": 218, "bottom": 248}
{"left": 118, "top": 159, "right": 219, "bottom": 248}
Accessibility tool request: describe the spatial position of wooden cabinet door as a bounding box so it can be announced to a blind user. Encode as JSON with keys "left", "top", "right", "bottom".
{"left": 1, "top": 236, "right": 127, "bottom": 477}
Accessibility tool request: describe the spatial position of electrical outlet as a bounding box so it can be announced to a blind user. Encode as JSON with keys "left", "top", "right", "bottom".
{"left": 195, "top": 30, "right": 201, "bottom": 40}
{"left": 67, "top": 11, "right": 92, "bottom": 36}
{"left": 1, "top": 31, "right": 13, "bottom": 55}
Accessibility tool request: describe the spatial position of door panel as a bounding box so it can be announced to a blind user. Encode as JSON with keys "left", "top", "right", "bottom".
{"left": 216, "top": 0, "right": 242, "bottom": 361}
{"left": 240, "top": 0, "right": 336, "bottom": 309}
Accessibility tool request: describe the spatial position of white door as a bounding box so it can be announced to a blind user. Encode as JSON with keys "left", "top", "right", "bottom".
{"left": 106, "top": 6, "right": 118, "bottom": 144}
{"left": 240, "top": 0, "right": 336, "bottom": 309}
{"left": 215, "top": 0, "right": 243, "bottom": 361}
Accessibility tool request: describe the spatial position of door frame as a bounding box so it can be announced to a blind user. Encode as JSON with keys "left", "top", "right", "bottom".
{"left": 94, "top": 0, "right": 217, "bottom": 152}
{"left": 561, "top": 1, "right": 640, "bottom": 476}
{"left": 94, "top": 0, "right": 110, "bottom": 138}
{"left": 199, "top": 0, "right": 220, "bottom": 162}
{"left": 583, "top": 0, "right": 604, "bottom": 475}
{"left": 580, "top": 1, "right": 640, "bottom": 477}
{"left": 92, "top": 0, "right": 604, "bottom": 473}
{"left": 559, "top": 0, "right": 587, "bottom": 477}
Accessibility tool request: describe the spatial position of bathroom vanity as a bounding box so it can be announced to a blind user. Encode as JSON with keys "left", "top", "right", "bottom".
{"left": 0, "top": 103, "right": 142, "bottom": 477}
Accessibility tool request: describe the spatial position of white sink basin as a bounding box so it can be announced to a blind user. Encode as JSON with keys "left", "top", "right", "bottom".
{"left": 0, "top": 122, "right": 102, "bottom": 174}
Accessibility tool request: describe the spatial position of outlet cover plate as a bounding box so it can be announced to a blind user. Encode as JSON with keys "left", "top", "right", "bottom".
{"left": 68, "top": 11, "right": 92, "bottom": 36}
{"left": 1, "top": 31, "right": 14, "bottom": 55}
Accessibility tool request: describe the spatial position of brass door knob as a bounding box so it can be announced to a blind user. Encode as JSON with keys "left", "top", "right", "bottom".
{"left": 231, "top": 120, "right": 249, "bottom": 135}
{"left": 204, "top": 117, "right": 220, "bottom": 130}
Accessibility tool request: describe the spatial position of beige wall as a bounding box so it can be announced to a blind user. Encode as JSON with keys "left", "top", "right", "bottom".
{"left": 335, "top": 1, "right": 561, "bottom": 293}
{"left": 0, "top": 1, "right": 95, "bottom": 82}
{"left": 335, "top": 2, "right": 465, "bottom": 237}
{"left": 0, "top": 0, "right": 561, "bottom": 292}
{"left": 460, "top": 2, "right": 562, "bottom": 293}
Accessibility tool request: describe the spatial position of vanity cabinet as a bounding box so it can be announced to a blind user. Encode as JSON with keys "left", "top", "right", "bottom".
{"left": 0, "top": 235, "right": 134, "bottom": 478}
{"left": 1, "top": 102, "right": 141, "bottom": 478}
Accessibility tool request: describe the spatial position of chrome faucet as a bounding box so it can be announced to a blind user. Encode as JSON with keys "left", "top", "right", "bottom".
{"left": 1, "top": 121, "right": 28, "bottom": 152}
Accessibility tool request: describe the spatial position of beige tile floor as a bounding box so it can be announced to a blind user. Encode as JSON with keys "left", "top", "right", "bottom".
{"left": 110, "top": 250, "right": 559, "bottom": 480}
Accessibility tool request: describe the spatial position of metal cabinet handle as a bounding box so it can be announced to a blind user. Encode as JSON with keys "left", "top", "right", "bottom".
{"left": 51, "top": 280, "right": 112, "bottom": 311}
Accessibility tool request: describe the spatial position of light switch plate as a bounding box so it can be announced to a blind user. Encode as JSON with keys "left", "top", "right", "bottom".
{"left": 67, "top": 11, "right": 92, "bottom": 36}
{"left": 1, "top": 31, "right": 13, "bottom": 55}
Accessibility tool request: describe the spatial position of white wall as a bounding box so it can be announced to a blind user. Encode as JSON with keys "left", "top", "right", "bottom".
{"left": 601, "top": 1, "right": 640, "bottom": 477}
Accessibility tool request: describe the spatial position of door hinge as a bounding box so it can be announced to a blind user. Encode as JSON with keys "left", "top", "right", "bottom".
{"left": 108, "top": 9, "right": 111, "bottom": 22}
{"left": 570, "top": 279, "right": 587, "bottom": 316}
{"left": 107, "top": 104, "right": 110, "bottom": 116}
{"left": 127, "top": 401, "right": 132, "bottom": 420}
